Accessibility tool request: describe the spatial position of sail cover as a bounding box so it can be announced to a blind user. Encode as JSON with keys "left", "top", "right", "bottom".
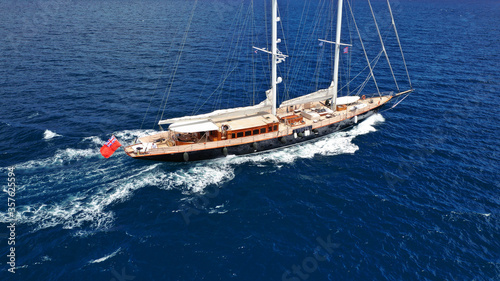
{"left": 279, "top": 87, "right": 360, "bottom": 108}
{"left": 159, "top": 90, "right": 272, "bottom": 125}
{"left": 279, "top": 88, "right": 331, "bottom": 108}
{"left": 337, "top": 96, "right": 360, "bottom": 105}
{"left": 169, "top": 119, "right": 219, "bottom": 133}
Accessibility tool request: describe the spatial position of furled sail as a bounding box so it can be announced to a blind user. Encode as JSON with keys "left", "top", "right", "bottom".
{"left": 279, "top": 87, "right": 332, "bottom": 108}
{"left": 158, "top": 90, "right": 272, "bottom": 126}
{"left": 279, "top": 82, "right": 360, "bottom": 108}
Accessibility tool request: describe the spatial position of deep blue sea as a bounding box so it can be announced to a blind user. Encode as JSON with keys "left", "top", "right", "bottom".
{"left": 0, "top": 0, "right": 499, "bottom": 280}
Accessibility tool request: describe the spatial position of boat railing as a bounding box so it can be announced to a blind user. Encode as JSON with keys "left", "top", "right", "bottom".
{"left": 145, "top": 130, "right": 283, "bottom": 154}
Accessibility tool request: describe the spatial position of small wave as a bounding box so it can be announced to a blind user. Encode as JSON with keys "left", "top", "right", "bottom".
{"left": 28, "top": 112, "right": 40, "bottom": 119}
{"left": 16, "top": 147, "right": 99, "bottom": 170}
{"left": 82, "top": 136, "right": 105, "bottom": 146}
{"left": 43, "top": 129, "right": 61, "bottom": 140}
{"left": 208, "top": 204, "right": 228, "bottom": 214}
{"left": 89, "top": 248, "right": 121, "bottom": 264}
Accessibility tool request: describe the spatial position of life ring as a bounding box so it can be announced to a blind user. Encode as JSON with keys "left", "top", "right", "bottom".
{"left": 361, "top": 95, "right": 366, "bottom": 100}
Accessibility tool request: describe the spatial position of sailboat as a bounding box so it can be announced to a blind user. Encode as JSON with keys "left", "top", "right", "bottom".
{"left": 124, "top": 0, "right": 413, "bottom": 162}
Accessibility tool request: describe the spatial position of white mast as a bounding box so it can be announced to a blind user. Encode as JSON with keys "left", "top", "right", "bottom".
{"left": 271, "top": 0, "right": 278, "bottom": 116}
{"left": 253, "top": 0, "right": 285, "bottom": 115}
{"left": 330, "top": 0, "right": 344, "bottom": 110}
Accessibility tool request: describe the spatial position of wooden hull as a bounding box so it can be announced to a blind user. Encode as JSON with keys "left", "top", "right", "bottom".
{"left": 128, "top": 106, "right": 381, "bottom": 162}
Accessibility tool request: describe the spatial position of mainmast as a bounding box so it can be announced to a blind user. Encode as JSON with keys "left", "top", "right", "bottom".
{"left": 330, "top": 0, "right": 344, "bottom": 110}
{"left": 271, "top": 0, "right": 278, "bottom": 116}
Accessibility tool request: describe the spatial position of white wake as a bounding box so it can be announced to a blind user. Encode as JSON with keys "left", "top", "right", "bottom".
{"left": 0, "top": 114, "right": 385, "bottom": 232}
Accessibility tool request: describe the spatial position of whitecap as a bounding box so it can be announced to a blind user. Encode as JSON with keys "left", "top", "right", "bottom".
{"left": 43, "top": 129, "right": 61, "bottom": 140}
{"left": 28, "top": 112, "right": 40, "bottom": 119}
{"left": 81, "top": 136, "right": 105, "bottom": 146}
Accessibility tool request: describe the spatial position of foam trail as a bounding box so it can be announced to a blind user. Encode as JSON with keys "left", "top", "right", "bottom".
{"left": 0, "top": 115, "right": 385, "bottom": 232}
{"left": 0, "top": 163, "right": 165, "bottom": 231}
{"left": 88, "top": 248, "right": 121, "bottom": 264}
{"left": 43, "top": 129, "right": 61, "bottom": 140}
{"left": 15, "top": 147, "right": 100, "bottom": 170}
{"left": 162, "top": 161, "right": 235, "bottom": 193}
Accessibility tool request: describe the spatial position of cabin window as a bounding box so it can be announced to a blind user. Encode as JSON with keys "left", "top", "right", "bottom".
{"left": 268, "top": 126, "right": 273, "bottom": 132}
{"left": 245, "top": 131, "right": 251, "bottom": 136}
{"left": 231, "top": 133, "right": 235, "bottom": 139}
{"left": 253, "top": 129, "right": 259, "bottom": 135}
{"left": 237, "top": 132, "right": 243, "bottom": 138}
{"left": 260, "top": 128, "right": 266, "bottom": 134}
{"left": 273, "top": 125, "right": 278, "bottom": 131}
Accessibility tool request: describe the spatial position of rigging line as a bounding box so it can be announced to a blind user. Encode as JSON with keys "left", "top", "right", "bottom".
{"left": 277, "top": 4, "right": 288, "bottom": 58}
{"left": 353, "top": 54, "right": 383, "bottom": 97}
{"left": 191, "top": 17, "right": 234, "bottom": 116}
{"left": 282, "top": 0, "right": 307, "bottom": 101}
{"left": 264, "top": 0, "right": 270, "bottom": 80}
{"left": 195, "top": 64, "right": 239, "bottom": 115}
{"left": 338, "top": 50, "right": 383, "bottom": 94}
{"left": 313, "top": 0, "right": 330, "bottom": 91}
{"left": 289, "top": 0, "right": 326, "bottom": 94}
{"left": 230, "top": 1, "right": 256, "bottom": 108}
{"left": 344, "top": 50, "right": 383, "bottom": 96}
{"left": 277, "top": 2, "right": 293, "bottom": 104}
{"left": 157, "top": 0, "right": 199, "bottom": 125}
{"left": 191, "top": 2, "right": 249, "bottom": 116}
{"left": 381, "top": 92, "right": 410, "bottom": 112}
{"left": 139, "top": 26, "right": 179, "bottom": 130}
{"left": 251, "top": 0, "right": 256, "bottom": 105}
{"left": 207, "top": 0, "right": 249, "bottom": 113}
{"left": 368, "top": 0, "right": 399, "bottom": 92}
{"left": 346, "top": 0, "right": 381, "bottom": 96}
{"left": 387, "top": 0, "right": 412, "bottom": 88}
{"left": 289, "top": 0, "right": 309, "bottom": 82}
{"left": 193, "top": 14, "right": 249, "bottom": 116}
{"left": 345, "top": 0, "right": 353, "bottom": 94}
{"left": 286, "top": 0, "right": 312, "bottom": 91}
{"left": 216, "top": 1, "right": 248, "bottom": 111}
{"left": 191, "top": 0, "right": 245, "bottom": 115}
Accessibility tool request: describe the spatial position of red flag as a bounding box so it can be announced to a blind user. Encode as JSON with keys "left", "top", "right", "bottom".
{"left": 100, "top": 135, "right": 122, "bottom": 158}
{"left": 343, "top": 46, "right": 349, "bottom": 54}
